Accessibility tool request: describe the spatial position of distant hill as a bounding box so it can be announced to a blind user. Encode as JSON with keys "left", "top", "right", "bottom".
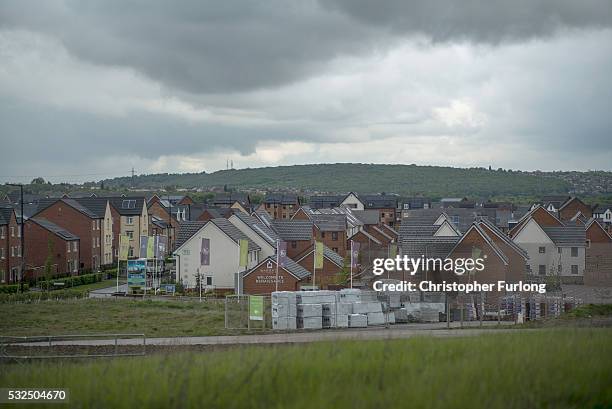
{"left": 99, "top": 163, "right": 612, "bottom": 199}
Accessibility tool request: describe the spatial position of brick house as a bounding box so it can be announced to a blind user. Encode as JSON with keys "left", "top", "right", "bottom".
{"left": 212, "top": 193, "right": 251, "bottom": 213}
{"left": 257, "top": 193, "right": 300, "bottom": 220}
{"left": 107, "top": 197, "right": 149, "bottom": 258}
{"left": 147, "top": 199, "right": 178, "bottom": 252}
{"left": 24, "top": 218, "right": 80, "bottom": 279}
{"left": 243, "top": 257, "right": 311, "bottom": 294}
{"left": 340, "top": 193, "right": 398, "bottom": 227}
{"left": 296, "top": 245, "right": 345, "bottom": 290}
{"left": 33, "top": 199, "right": 103, "bottom": 271}
{"left": 73, "top": 198, "right": 114, "bottom": 266}
{"left": 558, "top": 197, "right": 593, "bottom": 222}
{"left": 0, "top": 206, "right": 21, "bottom": 284}
{"left": 509, "top": 205, "right": 563, "bottom": 238}
{"left": 584, "top": 219, "right": 612, "bottom": 286}
{"left": 270, "top": 220, "right": 314, "bottom": 259}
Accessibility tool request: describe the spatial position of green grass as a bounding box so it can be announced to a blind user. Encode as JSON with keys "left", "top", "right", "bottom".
{"left": 1, "top": 329, "right": 610, "bottom": 408}
{"left": 0, "top": 298, "right": 230, "bottom": 337}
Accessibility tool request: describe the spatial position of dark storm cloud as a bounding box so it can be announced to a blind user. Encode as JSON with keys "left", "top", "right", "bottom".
{"left": 1, "top": 0, "right": 610, "bottom": 94}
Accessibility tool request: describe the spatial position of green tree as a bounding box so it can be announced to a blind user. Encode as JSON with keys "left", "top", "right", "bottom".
{"left": 31, "top": 177, "right": 46, "bottom": 185}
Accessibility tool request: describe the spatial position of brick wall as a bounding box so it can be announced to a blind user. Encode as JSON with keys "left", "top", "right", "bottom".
{"left": 243, "top": 259, "right": 301, "bottom": 294}
{"left": 24, "top": 220, "right": 79, "bottom": 278}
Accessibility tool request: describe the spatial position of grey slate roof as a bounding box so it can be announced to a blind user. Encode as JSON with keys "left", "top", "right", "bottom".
{"left": 233, "top": 212, "right": 279, "bottom": 246}
{"left": 31, "top": 198, "right": 100, "bottom": 219}
{"left": 308, "top": 195, "right": 343, "bottom": 209}
{"left": 210, "top": 218, "right": 260, "bottom": 251}
{"left": 253, "top": 209, "right": 273, "bottom": 227}
{"left": 176, "top": 221, "right": 206, "bottom": 249}
{"left": 297, "top": 245, "right": 345, "bottom": 267}
{"left": 542, "top": 227, "right": 587, "bottom": 247}
{"left": 0, "top": 206, "right": 15, "bottom": 225}
{"left": 271, "top": 220, "right": 313, "bottom": 241}
{"left": 212, "top": 193, "right": 250, "bottom": 207}
{"left": 264, "top": 193, "right": 299, "bottom": 205}
{"left": 107, "top": 197, "right": 146, "bottom": 216}
{"left": 247, "top": 256, "right": 311, "bottom": 280}
{"left": 30, "top": 218, "right": 79, "bottom": 241}
{"left": 399, "top": 224, "right": 439, "bottom": 237}
{"left": 360, "top": 194, "right": 397, "bottom": 209}
{"left": 73, "top": 198, "right": 109, "bottom": 218}
{"left": 352, "top": 210, "right": 379, "bottom": 225}
{"left": 400, "top": 236, "right": 459, "bottom": 259}
{"left": 310, "top": 213, "right": 347, "bottom": 232}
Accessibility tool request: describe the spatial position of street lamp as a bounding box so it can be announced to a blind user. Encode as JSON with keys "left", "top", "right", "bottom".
{"left": 7, "top": 183, "right": 25, "bottom": 293}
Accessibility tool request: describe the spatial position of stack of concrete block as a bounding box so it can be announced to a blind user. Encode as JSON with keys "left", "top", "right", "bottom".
{"left": 394, "top": 308, "right": 409, "bottom": 323}
{"left": 272, "top": 291, "right": 297, "bottom": 330}
{"left": 420, "top": 303, "right": 443, "bottom": 322}
{"left": 297, "top": 300, "right": 323, "bottom": 330}
{"left": 337, "top": 288, "right": 361, "bottom": 303}
{"left": 348, "top": 313, "right": 368, "bottom": 328}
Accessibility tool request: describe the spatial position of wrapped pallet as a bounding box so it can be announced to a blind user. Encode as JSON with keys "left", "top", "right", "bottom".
{"left": 297, "top": 303, "right": 323, "bottom": 317}
{"left": 367, "top": 311, "right": 385, "bottom": 326}
{"left": 349, "top": 313, "right": 368, "bottom": 328}
{"left": 273, "top": 317, "right": 297, "bottom": 330}
{"left": 298, "top": 316, "right": 323, "bottom": 330}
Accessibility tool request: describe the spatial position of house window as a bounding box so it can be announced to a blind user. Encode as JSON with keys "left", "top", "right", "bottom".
{"left": 67, "top": 243, "right": 70, "bottom": 253}
{"left": 10, "top": 226, "right": 14, "bottom": 237}
{"left": 538, "top": 265, "right": 546, "bottom": 276}
{"left": 291, "top": 241, "right": 297, "bottom": 249}
{"left": 17, "top": 226, "right": 20, "bottom": 238}
{"left": 538, "top": 246, "right": 546, "bottom": 254}
{"left": 571, "top": 247, "right": 578, "bottom": 257}
{"left": 17, "top": 246, "right": 21, "bottom": 257}
{"left": 206, "top": 276, "right": 213, "bottom": 286}
{"left": 332, "top": 247, "right": 338, "bottom": 253}
{"left": 451, "top": 215, "right": 459, "bottom": 226}
{"left": 127, "top": 217, "right": 134, "bottom": 225}
{"left": 11, "top": 247, "right": 15, "bottom": 257}
{"left": 126, "top": 231, "right": 134, "bottom": 239}
{"left": 332, "top": 232, "right": 338, "bottom": 241}
{"left": 558, "top": 248, "right": 562, "bottom": 254}
{"left": 92, "top": 220, "right": 96, "bottom": 230}
{"left": 571, "top": 265, "right": 579, "bottom": 275}
{"left": 0, "top": 226, "right": 4, "bottom": 238}
{"left": 128, "top": 247, "right": 134, "bottom": 257}
{"left": 321, "top": 232, "right": 326, "bottom": 239}
{"left": 586, "top": 240, "right": 591, "bottom": 249}
{"left": 73, "top": 242, "right": 78, "bottom": 252}
{"left": 0, "top": 248, "right": 4, "bottom": 259}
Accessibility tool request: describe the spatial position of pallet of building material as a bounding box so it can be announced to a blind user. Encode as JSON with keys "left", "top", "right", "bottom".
{"left": 360, "top": 291, "right": 379, "bottom": 302}
{"left": 367, "top": 311, "right": 385, "bottom": 326}
{"left": 272, "top": 317, "right": 297, "bottom": 330}
{"left": 337, "top": 289, "right": 362, "bottom": 303}
{"left": 336, "top": 302, "right": 353, "bottom": 315}
{"left": 394, "top": 308, "right": 409, "bottom": 323}
{"left": 385, "top": 312, "right": 396, "bottom": 324}
{"left": 407, "top": 291, "right": 421, "bottom": 303}
{"left": 348, "top": 314, "right": 368, "bottom": 328}
{"left": 272, "top": 303, "right": 298, "bottom": 318}
{"left": 420, "top": 306, "right": 440, "bottom": 322}
{"left": 321, "top": 303, "right": 336, "bottom": 316}
{"left": 297, "top": 316, "right": 323, "bottom": 330}
{"left": 272, "top": 291, "right": 297, "bottom": 305}
{"left": 297, "top": 303, "right": 323, "bottom": 317}
{"left": 388, "top": 293, "right": 401, "bottom": 308}
{"left": 353, "top": 302, "right": 383, "bottom": 314}
{"left": 296, "top": 291, "right": 336, "bottom": 305}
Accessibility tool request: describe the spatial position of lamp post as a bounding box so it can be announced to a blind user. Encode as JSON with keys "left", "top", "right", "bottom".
{"left": 7, "top": 183, "right": 25, "bottom": 293}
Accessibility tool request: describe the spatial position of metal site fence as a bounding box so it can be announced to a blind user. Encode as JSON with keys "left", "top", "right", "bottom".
{"left": 224, "top": 295, "right": 273, "bottom": 330}
{"left": 0, "top": 334, "right": 147, "bottom": 360}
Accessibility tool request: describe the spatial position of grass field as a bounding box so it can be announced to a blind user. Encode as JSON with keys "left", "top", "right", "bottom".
{"left": 1, "top": 329, "right": 611, "bottom": 408}
{"left": 0, "top": 298, "right": 230, "bottom": 337}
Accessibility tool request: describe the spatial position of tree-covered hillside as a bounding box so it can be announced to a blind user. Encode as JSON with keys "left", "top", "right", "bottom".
{"left": 101, "top": 163, "right": 582, "bottom": 198}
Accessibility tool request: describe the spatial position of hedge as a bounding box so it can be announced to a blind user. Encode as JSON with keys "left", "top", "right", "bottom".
{"left": 0, "top": 288, "right": 89, "bottom": 303}
{"left": 38, "top": 272, "right": 105, "bottom": 290}
{"left": 0, "top": 284, "right": 29, "bottom": 294}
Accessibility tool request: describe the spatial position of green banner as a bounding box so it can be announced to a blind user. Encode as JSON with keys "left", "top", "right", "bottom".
{"left": 315, "top": 241, "right": 324, "bottom": 269}
{"left": 239, "top": 239, "right": 249, "bottom": 267}
{"left": 119, "top": 235, "right": 129, "bottom": 261}
{"left": 146, "top": 236, "right": 155, "bottom": 259}
{"left": 389, "top": 243, "right": 398, "bottom": 259}
{"left": 249, "top": 295, "right": 264, "bottom": 321}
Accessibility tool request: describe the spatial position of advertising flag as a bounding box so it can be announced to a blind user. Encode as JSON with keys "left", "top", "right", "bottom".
{"left": 239, "top": 239, "right": 249, "bottom": 267}
{"left": 351, "top": 241, "right": 361, "bottom": 268}
{"left": 200, "top": 238, "right": 210, "bottom": 266}
{"left": 277, "top": 240, "right": 288, "bottom": 268}
{"left": 155, "top": 236, "right": 167, "bottom": 258}
{"left": 139, "top": 236, "right": 148, "bottom": 258}
{"left": 315, "top": 241, "right": 324, "bottom": 269}
{"left": 146, "top": 236, "right": 155, "bottom": 258}
{"left": 119, "top": 235, "right": 129, "bottom": 261}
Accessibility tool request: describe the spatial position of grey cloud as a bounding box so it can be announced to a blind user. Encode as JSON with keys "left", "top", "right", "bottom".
{"left": 2, "top": 1, "right": 610, "bottom": 95}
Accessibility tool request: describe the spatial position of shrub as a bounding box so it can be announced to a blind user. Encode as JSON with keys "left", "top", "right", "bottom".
{"left": 0, "top": 284, "right": 29, "bottom": 294}
{"left": 38, "top": 272, "right": 105, "bottom": 290}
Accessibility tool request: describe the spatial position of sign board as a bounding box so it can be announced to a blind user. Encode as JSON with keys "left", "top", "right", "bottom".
{"left": 161, "top": 284, "right": 176, "bottom": 294}
{"left": 127, "top": 259, "right": 147, "bottom": 289}
{"left": 249, "top": 295, "right": 264, "bottom": 321}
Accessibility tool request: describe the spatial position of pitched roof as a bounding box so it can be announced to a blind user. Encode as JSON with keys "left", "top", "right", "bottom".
{"left": 253, "top": 209, "right": 273, "bottom": 227}
{"left": 400, "top": 224, "right": 439, "bottom": 237}
{"left": 212, "top": 192, "right": 250, "bottom": 206}
{"left": 0, "top": 206, "right": 15, "bottom": 225}
{"left": 176, "top": 221, "right": 206, "bottom": 249}
{"left": 448, "top": 223, "right": 509, "bottom": 265}
{"left": 245, "top": 256, "right": 311, "bottom": 280}
{"left": 210, "top": 218, "right": 260, "bottom": 251}
{"left": 107, "top": 197, "right": 146, "bottom": 216}
{"left": 232, "top": 212, "right": 279, "bottom": 246}
{"left": 310, "top": 213, "right": 347, "bottom": 232}
{"left": 400, "top": 236, "right": 459, "bottom": 259}
{"left": 263, "top": 193, "right": 299, "bottom": 205}
{"left": 271, "top": 220, "right": 313, "bottom": 241}
{"left": 348, "top": 229, "right": 382, "bottom": 245}
{"left": 475, "top": 217, "right": 528, "bottom": 259}
{"left": 30, "top": 218, "right": 79, "bottom": 241}
{"left": 308, "top": 195, "right": 343, "bottom": 209}
{"left": 72, "top": 198, "right": 109, "bottom": 218}
{"left": 351, "top": 210, "right": 379, "bottom": 225}
{"left": 542, "top": 226, "right": 587, "bottom": 247}
{"left": 31, "top": 198, "right": 99, "bottom": 219}
{"left": 296, "top": 244, "right": 345, "bottom": 267}
{"left": 360, "top": 194, "right": 397, "bottom": 209}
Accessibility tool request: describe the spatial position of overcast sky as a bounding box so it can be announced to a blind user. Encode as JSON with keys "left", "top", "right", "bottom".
{"left": 1, "top": 1, "right": 611, "bottom": 183}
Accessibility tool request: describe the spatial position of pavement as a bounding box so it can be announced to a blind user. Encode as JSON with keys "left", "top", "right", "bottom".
{"left": 9, "top": 321, "right": 524, "bottom": 348}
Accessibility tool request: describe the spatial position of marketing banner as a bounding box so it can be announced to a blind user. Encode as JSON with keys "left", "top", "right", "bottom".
{"left": 155, "top": 236, "right": 167, "bottom": 258}
{"left": 139, "top": 236, "right": 148, "bottom": 258}
{"left": 315, "top": 241, "right": 324, "bottom": 269}
{"left": 389, "top": 243, "right": 398, "bottom": 259}
{"left": 351, "top": 241, "right": 361, "bottom": 268}
{"left": 146, "top": 236, "right": 155, "bottom": 259}
{"left": 277, "top": 240, "right": 288, "bottom": 267}
{"left": 127, "top": 259, "right": 146, "bottom": 288}
{"left": 249, "top": 295, "right": 264, "bottom": 321}
{"left": 239, "top": 239, "right": 249, "bottom": 267}
{"left": 200, "top": 238, "right": 210, "bottom": 266}
{"left": 118, "top": 235, "right": 129, "bottom": 261}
